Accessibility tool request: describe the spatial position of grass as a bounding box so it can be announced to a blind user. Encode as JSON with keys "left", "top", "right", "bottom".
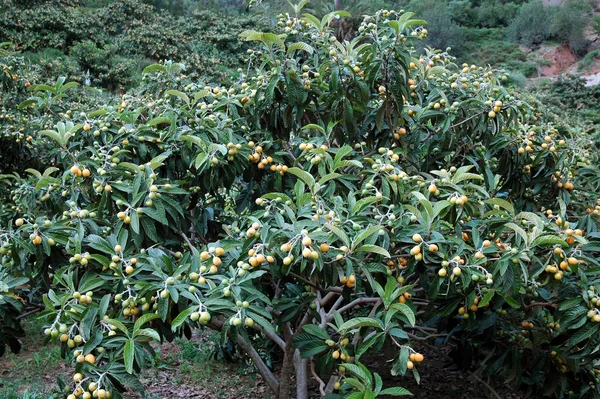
{"left": 147, "top": 333, "right": 270, "bottom": 399}
{"left": 0, "top": 320, "right": 63, "bottom": 399}
{"left": 0, "top": 326, "right": 271, "bottom": 399}
{"left": 578, "top": 50, "right": 599, "bottom": 72}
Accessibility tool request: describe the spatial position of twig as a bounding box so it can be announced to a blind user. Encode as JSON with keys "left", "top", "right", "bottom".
{"left": 407, "top": 332, "right": 449, "bottom": 341}
{"left": 16, "top": 306, "right": 43, "bottom": 320}
{"left": 311, "top": 357, "right": 327, "bottom": 396}
{"left": 337, "top": 297, "right": 379, "bottom": 314}
{"left": 523, "top": 301, "right": 557, "bottom": 311}
{"left": 180, "top": 232, "right": 194, "bottom": 249}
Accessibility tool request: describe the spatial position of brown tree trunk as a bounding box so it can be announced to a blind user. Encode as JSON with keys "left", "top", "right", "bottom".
{"left": 278, "top": 324, "right": 296, "bottom": 399}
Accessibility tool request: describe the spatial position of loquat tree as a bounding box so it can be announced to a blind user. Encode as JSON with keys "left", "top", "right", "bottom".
{"left": 1, "top": 2, "right": 600, "bottom": 399}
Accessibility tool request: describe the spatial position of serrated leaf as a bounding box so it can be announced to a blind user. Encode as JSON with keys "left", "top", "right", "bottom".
{"left": 171, "top": 308, "right": 192, "bottom": 330}
{"left": 287, "top": 42, "right": 314, "bottom": 55}
{"left": 390, "top": 303, "right": 415, "bottom": 327}
{"left": 379, "top": 387, "right": 412, "bottom": 396}
{"left": 355, "top": 245, "right": 390, "bottom": 258}
{"left": 287, "top": 167, "right": 315, "bottom": 189}
{"left": 338, "top": 317, "right": 383, "bottom": 332}
{"left": 124, "top": 339, "right": 135, "bottom": 374}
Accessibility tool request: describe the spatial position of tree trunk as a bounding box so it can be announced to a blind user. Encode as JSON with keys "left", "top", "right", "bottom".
{"left": 209, "top": 317, "right": 281, "bottom": 395}
{"left": 278, "top": 325, "right": 296, "bottom": 399}
{"left": 236, "top": 335, "right": 280, "bottom": 394}
{"left": 294, "top": 350, "right": 308, "bottom": 399}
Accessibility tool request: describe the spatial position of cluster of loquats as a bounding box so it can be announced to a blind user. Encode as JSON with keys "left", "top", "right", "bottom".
{"left": 67, "top": 372, "right": 109, "bottom": 399}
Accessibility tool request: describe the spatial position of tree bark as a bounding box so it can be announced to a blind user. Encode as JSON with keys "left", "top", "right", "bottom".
{"left": 208, "top": 317, "right": 281, "bottom": 395}
{"left": 278, "top": 324, "right": 296, "bottom": 399}
{"left": 236, "top": 335, "right": 280, "bottom": 394}
{"left": 294, "top": 350, "right": 308, "bottom": 399}
{"left": 324, "top": 375, "right": 338, "bottom": 395}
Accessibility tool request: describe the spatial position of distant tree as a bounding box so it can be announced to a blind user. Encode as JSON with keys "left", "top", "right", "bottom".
{"left": 476, "top": 2, "right": 520, "bottom": 28}
{"left": 548, "top": 0, "right": 592, "bottom": 56}
{"left": 507, "top": 1, "right": 551, "bottom": 47}
{"left": 448, "top": 0, "right": 475, "bottom": 27}
{"left": 592, "top": 15, "right": 600, "bottom": 36}
{"left": 420, "top": 3, "right": 465, "bottom": 54}
{"left": 508, "top": 0, "right": 591, "bottom": 55}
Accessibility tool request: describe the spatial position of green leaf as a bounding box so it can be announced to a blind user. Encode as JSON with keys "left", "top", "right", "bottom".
{"left": 478, "top": 290, "right": 495, "bottom": 307}
{"left": 171, "top": 308, "right": 192, "bottom": 330}
{"left": 342, "top": 362, "right": 372, "bottom": 387}
{"left": 352, "top": 225, "right": 382, "bottom": 251}
{"left": 324, "top": 223, "right": 350, "bottom": 247}
{"left": 135, "top": 328, "right": 161, "bottom": 342}
{"left": 134, "top": 313, "right": 159, "bottom": 333}
{"left": 287, "top": 167, "right": 315, "bottom": 189}
{"left": 124, "top": 339, "right": 135, "bottom": 374}
{"left": 143, "top": 64, "right": 167, "bottom": 74}
{"left": 390, "top": 303, "right": 415, "bottom": 327}
{"left": 505, "top": 222, "right": 528, "bottom": 244}
{"left": 533, "top": 235, "right": 568, "bottom": 247}
{"left": 318, "top": 173, "right": 342, "bottom": 185}
{"left": 38, "top": 130, "right": 64, "bottom": 145}
{"left": 338, "top": 317, "right": 383, "bottom": 332}
{"left": 502, "top": 295, "right": 521, "bottom": 309}
{"left": 355, "top": 245, "right": 391, "bottom": 258}
{"left": 379, "top": 387, "right": 412, "bottom": 396}
{"left": 106, "top": 319, "right": 130, "bottom": 337}
{"left": 352, "top": 196, "right": 379, "bottom": 215}
{"left": 570, "top": 323, "right": 600, "bottom": 346}
{"left": 302, "top": 124, "right": 325, "bottom": 134}
{"left": 486, "top": 198, "right": 515, "bottom": 215}
{"left": 165, "top": 90, "right": 190, "bottom": 106}
{"left": 287, "top": 42, "right": 314, "bottom": 55}
{"left": 147, "top": 117, "right": 171, "bottom": 126}
{"left": 559, "top": 297, "right": 582, "bottom": 311}
{"left": 302, "top": 324, "right": 331, "bottom": 340}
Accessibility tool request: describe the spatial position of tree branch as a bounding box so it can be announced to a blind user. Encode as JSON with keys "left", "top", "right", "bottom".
{"left": 294, "top": 350, "right": 308, "bottom": 399}
{"left": 523, "top": 301, "right": 557, "bottom": 311}
{"left": 279, "top": 324, "right": 296, "bottom": 399}
{"left": 310, "top": 357, "right": 327, "bottom": 396}
{"left": 237, "top": 334, "right": 280, "bottom": 394}
{"left": 209, "top": 316, "right": 280, "bottom": 395}
{"left": 337, "top": 297, "right": 379, "bottom": 314}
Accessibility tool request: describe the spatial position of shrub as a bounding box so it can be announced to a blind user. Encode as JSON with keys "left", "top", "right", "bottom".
{"left": 507, "top": 1, "right": 551, "bottom": 47}
{"left": 508, "top": 0, "right": 592, "bottom": 54}
{"left": 578, "top": 50, "right": 599, "bottom": 72}
{"left": 1, "top": 4, "right": 600, "bottom": 399}
{"left": 0, "top": 0, "right": 266, "bottom": 89}
{"left": 419, "top": 4, "right": 465, "bottom": 53}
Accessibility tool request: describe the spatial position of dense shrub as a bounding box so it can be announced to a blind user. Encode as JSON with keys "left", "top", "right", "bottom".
{"left": 533, "top": 76, "right": 600, "bottom": 127}
{"left": 1, "top": 3, "right": 600, "bottom": 399}
{"left": 508, "top": 0, "right": 592, "bottom": 54}
{"left": 0, "top": 0, "right": 265, "bottom": 89}
{"left": 419, "top": 4, "right": 465, "bottom": 53}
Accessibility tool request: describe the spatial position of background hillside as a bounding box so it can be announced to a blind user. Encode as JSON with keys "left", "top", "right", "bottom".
{"left": 2, "top": 0, "right": 600, "bottom": 129}
{"left": 2, "top": 0, "right": 600, "bottom": 89}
